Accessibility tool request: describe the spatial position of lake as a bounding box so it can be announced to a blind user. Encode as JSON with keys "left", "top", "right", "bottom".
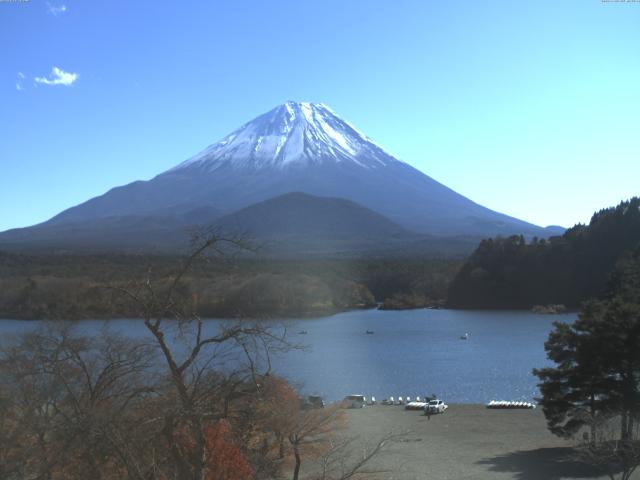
{"left": 0, "top": 308, "right": 575, "bottom": 404}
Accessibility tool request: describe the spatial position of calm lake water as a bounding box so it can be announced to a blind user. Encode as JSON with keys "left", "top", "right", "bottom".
{"left": 0, "top": 309, "right": 575, "bottom": 404}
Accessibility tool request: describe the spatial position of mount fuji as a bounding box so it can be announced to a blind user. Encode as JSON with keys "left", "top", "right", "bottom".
{"left": 0, "top": 102, "right": 561, "bottom": 253}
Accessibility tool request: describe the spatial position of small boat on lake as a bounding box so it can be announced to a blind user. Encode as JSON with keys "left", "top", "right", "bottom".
{"left": 366, "top": 330, "right": 375, "bottom": 334}
{"left": 298, "top": 330, "right": 308, "bottom": 335}
{"left": 460, "top": 332, "right": 469, "bottom": 340}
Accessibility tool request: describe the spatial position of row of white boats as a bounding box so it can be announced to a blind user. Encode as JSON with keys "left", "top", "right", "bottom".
{"left": 344, "top": 396, "right": 537, "bottom": 410}
{"left": 343, "top": 395, "right": 430, "bottom": 408}
{"left": 381, "top": 396, "right": 427, "bottom": 406}
{"left": 486, "top": 400, "right": 536, "bottom": 409}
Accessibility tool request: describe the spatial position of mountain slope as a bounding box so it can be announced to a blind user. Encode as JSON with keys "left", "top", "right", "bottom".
{"left": 0, "top": 192, "right": 482, "bottom": 257}
{"left": 214, "top": 192, "right": 418, "bottom": 256}
{"left": 37, "top": 102, "right": 552, "bottom": 238}
{"left": 217, "top": 192, "right": 410, "bottom": 240}
{"left": 0, "top": 215, "right": 207, "bottom": 253}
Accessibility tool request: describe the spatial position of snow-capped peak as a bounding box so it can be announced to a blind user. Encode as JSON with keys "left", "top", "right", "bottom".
{"left": 169, "top": 102, "right": 404, "bottom": 172}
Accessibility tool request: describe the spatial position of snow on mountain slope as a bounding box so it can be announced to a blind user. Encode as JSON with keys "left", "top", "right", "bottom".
{"left": 170, "top": 102, "right": 401, "bottom": 172}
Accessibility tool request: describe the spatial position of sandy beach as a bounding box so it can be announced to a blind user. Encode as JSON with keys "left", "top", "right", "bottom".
{"left": 319, "top": 404, "right": 636, "bottom": 480}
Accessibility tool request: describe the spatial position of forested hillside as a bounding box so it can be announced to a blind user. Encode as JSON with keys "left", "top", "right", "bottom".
{"left": 0, "top": 253, "right": 460, "bottom": 319}
{"left": 448, "top": 198, "right": 640, "bottom": 309}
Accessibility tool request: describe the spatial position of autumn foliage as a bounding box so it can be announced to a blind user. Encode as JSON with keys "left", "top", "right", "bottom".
{"left": 204, "top": 421, "right": 254, "bottom": 480}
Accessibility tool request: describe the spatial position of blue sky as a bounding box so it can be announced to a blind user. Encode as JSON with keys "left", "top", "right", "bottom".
{"left": 1, "top": 0, "right": 639, "bottom": 232}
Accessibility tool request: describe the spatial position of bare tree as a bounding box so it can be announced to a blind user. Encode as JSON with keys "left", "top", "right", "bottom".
{"left": 314, "top": 432, "right": 404, "bottom": 480}
{"left": 0, "top": 385, "right": 24, "bottom": 479}
{"left": 0, "top": 323, "right": 157, "bottom": 480}
{"left": 110, "top": 229, "right": 292, "bottom": 480}
{"left": 286, "top": 405, "right": 346, "bottom": 480}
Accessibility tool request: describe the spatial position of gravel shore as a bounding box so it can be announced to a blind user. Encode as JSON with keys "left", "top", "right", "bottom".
{"left": 327, "top": 404, "right": 632, "bottom": 480}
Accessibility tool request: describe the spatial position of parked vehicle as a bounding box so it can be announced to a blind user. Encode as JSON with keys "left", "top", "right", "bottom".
{"left": 425, "top": 399, "right": 448, "bottom": 414}
{"left": 343, "top": 394, "right": 366, "bottom": 408}
{"left": 300, "top": 395, "right": 325, "bottom": 409}
{"left": 307, "top": 395, "right": 325, "bottom": 408}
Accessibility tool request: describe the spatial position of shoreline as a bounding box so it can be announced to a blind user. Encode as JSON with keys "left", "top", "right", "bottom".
{"left": 0, "top": 306, "right": 578, "bottom": 322}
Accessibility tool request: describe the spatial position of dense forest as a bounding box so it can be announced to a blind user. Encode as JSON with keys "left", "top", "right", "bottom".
{"left": 448, "top": 198, "right": 640, "bottom": 309}
{"left": 0, "top": 252, "right": 461, "bottom": 320}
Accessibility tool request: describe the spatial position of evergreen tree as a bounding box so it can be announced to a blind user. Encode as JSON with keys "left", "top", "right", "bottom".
{"left": 534, "top": 248, "right": 640, "bottom": 444}
{"left": 533, "top": 302, "right": 614, "bottom": 442}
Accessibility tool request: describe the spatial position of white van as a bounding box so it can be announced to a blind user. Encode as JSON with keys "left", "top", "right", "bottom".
{"left": 343, "top": 394, "right": 366, "bottom": 408}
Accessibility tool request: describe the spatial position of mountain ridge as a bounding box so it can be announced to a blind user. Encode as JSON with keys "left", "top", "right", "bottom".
{"left": 0, "top": 192, "right": 481, "bottom": 257}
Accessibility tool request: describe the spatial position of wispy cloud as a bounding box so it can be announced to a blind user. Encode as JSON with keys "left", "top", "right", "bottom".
{"left": 34, "top": 67, "right": 79, "bottom": 86}
{"left": 16, "top": 72, "right": 25, "bottom": 91}
{"left": 46, "top": 2, "right": 67, "bottom": 16}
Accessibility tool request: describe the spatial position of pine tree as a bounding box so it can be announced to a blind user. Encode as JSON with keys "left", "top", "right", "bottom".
{"left": 534, "top": 247, "right": 640, "bottom": 445}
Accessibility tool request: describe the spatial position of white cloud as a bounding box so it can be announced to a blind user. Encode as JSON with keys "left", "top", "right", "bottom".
{"left": 34, "top": 67, "right": 79, "bottom": 86}
{"left": 16, "top": 72, "right": 25, "bottom": 91}
{"left": 46, "top": 2, "right": 67, "bottom": 16}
